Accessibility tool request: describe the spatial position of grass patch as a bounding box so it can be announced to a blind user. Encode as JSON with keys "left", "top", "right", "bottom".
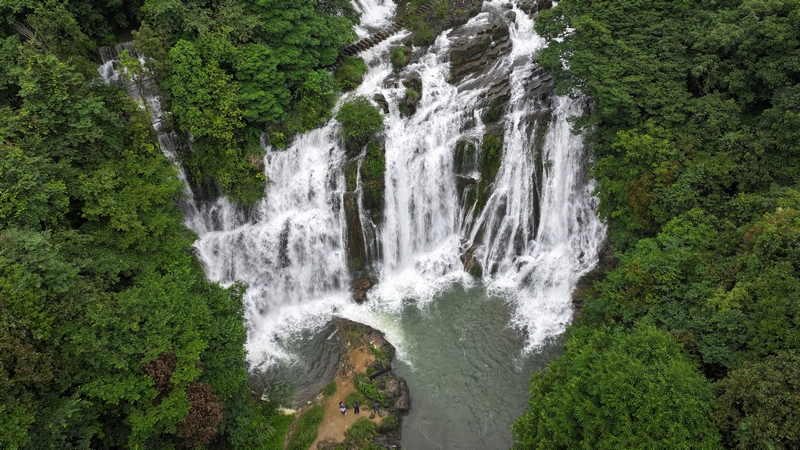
{"left": 407, "top": 16, "right": 436, "bottom": 47}
{"left": 342, "top": 323, "right": 366, "bottom": 343}
{"left": 287, "top": 406, "right": 325, "bottom": 450}
{"left": 348, "top": 418, "right": 379, "bottom": 442}
{"left": 251, "top": 401, "right": 294, "bottom": 450}
{"left": 483, "top": 133, "right": 504, "bottom": 162}
{"left": 322, "top": 381, "right": 337, "bottom": 397}
{"left": 354, "top": 373, "right": 387, "bottom": 405}
{"left": 378, "top": 414, "right": 399, "bottom": 433}
{"left": 345, "top": 391, "right": 366, "bottom": 409}
{"left": 362, "top": 141, "right": 385, "bottom": 180}
{"left": 390, "top": 47, "right": 408, "bottom": 72}
{"left": 432, "top": 0, "right": 448, "bottom": 19}
{"left": 369, "top": 343, "right": 390, "bottom": 365}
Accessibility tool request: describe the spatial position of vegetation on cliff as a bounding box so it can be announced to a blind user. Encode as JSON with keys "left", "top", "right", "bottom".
{"left": 514, "top": 0, "right": 800, "bottom": 448}
{"left": 336, "top": 96, "right": 384, "bottom": 155}
{"left": 131, "top": 0, "right": 359, "bottom": 205}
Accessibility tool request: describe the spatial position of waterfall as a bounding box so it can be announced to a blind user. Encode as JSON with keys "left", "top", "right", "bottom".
{"left": 468, "top": 3, "right": 606, "bottom": 350}
{"left": 98, "top": 43, "right": 203, "bottom": 221}
{"left": 193, "top": 125, "right": 352, "bottom": 365}
{"left": 99, "top": 0, "right": 605, "bottom": 368}
{"left": 352, "top": 0, "right": 396, "bottom": 37}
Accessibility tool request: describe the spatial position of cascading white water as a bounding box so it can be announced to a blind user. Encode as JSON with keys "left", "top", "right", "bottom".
{"left": 352, "top": 0, "right": 396, "bottom": 37}
{"left": 98, "top": 43, "right": 203, "bottom": 221}
{"left": 99, "top": 2, "right": 606, "bottom": 445}
{"left": 468, "top": 3, "right": 606, "bottom": 351}
{"left": 356, "top": 2, "right": 604, "bottom": 352}
{"left": 370, "top": 34, "right": 481, "bottom": 302}
{"left": 193, "top": 124, "right": 353, "bottom": 365}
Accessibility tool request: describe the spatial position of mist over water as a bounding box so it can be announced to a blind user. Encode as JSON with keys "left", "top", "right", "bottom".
{"left": 101, "top": 0, "right": 605, "bottom": 447}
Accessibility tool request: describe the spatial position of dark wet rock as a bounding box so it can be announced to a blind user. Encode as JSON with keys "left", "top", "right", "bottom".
{"left": 373, "top": 93, "right": 390, "bottom": 113}
{"left": 351, "top": 277, "right": 374, "bottom": 304}
{"left": 447, "top": 10, "right": 512, "bottom": 84}
{"left": 460, "top": 244, "right": 483, "bottom": 278}
{"left": 343, "top": 192, "right": 367, "bottom": 275}
{"left": 336, "top": 319, "right": 410, "bottom": 448}
{"left": 518, "top": 0, "right": 553, "bottom": 15}
{"left": 400, "top": 72, "right": 423, "bottom": 116}
{"left": 572, "top": 238, "right": 618, "bottom": 310}
{"left": 402, "top": 71, "right": 422, "bottom": 91}
{"left": 310, "top": 319, "right": 410, "bottom": 450}
{"left": 453, "top": 139, "right": 480, "bottom": 175}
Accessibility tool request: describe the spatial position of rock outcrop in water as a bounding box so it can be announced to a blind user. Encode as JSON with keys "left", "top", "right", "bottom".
{"left": 309, "top": 319, "right": 409, "bottom": 449}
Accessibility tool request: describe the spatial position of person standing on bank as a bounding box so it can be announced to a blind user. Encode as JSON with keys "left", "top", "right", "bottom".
{"left": 354, "top": 401, "right": 360, "bottom": 414}
{"left": 373, "top": 400, "right": 380, "bottom": 415}
{"left": 339, "top": 401, "right": 346, "bottom": 415}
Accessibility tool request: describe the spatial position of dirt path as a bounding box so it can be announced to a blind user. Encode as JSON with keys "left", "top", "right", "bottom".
{"left": 310, "top": 344, "right": 383, "bottom": 448}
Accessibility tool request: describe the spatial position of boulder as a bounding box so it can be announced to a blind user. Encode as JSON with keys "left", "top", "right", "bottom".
{"left": 460, "top": 244, "right": 483, "bottom": 278}
{"left": 517, "top": 0, "right": 553, "bottom": 15}
{"left": 400, "top": 72, "right": 423, "bottom": 116}
{"left": 351, "top": 277, "right": 374, "bottom": 304}
{"left": 373, "top": 93, "right": 390, "bottom": 114}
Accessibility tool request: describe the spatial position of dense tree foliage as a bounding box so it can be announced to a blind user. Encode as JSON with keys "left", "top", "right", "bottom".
{"left": 513, "top": 326, "right": 721, "bottom": 449}
{"left": 133, "top": 0, "right": 358, "bottom": 205}
{"left": 0, "top": 1, "right": 298, "bottom": 448}
{"left": 515, "top": 0, "right": 800, "bottom": 448}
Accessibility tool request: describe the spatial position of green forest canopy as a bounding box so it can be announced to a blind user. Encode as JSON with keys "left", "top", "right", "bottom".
{"left": 514, "top": 0, "right": 800, "bottom": 449}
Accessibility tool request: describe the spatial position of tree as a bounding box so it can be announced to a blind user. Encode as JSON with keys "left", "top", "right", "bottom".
{"left": 713, "top": 351, "right": 800, "bottom": 449}
{"left": 512, "top": 325, "right": 722, "bottom": 449}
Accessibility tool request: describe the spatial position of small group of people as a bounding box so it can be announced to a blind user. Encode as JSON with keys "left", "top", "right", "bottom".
{"left": 338, "top": 400, "right": 381, "bottom": 416}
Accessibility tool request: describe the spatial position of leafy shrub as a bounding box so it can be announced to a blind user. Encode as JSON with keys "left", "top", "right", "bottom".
{"left": 334, "top": 56, "right": 368, "bottom": 91}
{"left": 361, "top": 141, "right": 385, "bottom": 180}
{"left": 433, "top": 0, "right": 449, "bottom": 19}
{"left": 378, "top": 414, "right": 398, "bottom": 433}
{"left": 482, "top": 134, "right": 503, "bottom": 161}
{"left": 390, "top": 47, "right": 408, "bottom": 72}
{"left": 400, "top": 88, "right": 420, "bottom": 116}
{"left": 286, "top": 70, "right": 337, "bottom": 136}
{"left": 336, "top": 96, "right": 384, "bottom": 153}
{"left": 322, "top": 381, "right": 337, "bottom": 397}
{"left": 408, "top": 17, "right": 436, "bottom": 47}
{"left": 345, "top": 391, "right": 366, "bottom": 409}
{"left": 347, "top": 418, "right": 378, "bottom": 442}
{"left": 287, "top": 406, "right": 325, "bottom": 450}
{"left": 354, "top": 373, "right": 387, "bottom": 404}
